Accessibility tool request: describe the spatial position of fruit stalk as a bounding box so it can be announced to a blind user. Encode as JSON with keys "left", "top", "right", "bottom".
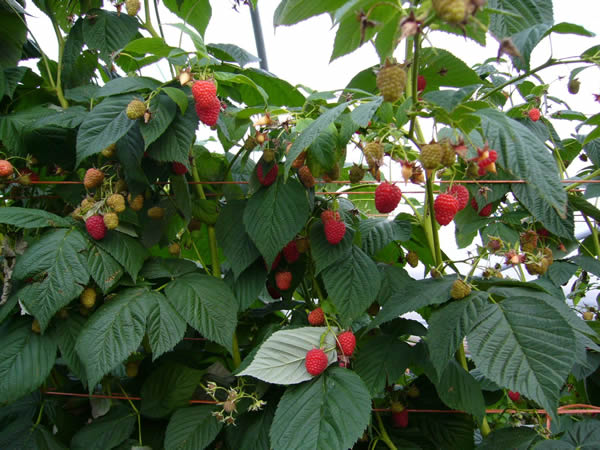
{"left": 425, "top": 173, "right": 443, "bottom": 267}
{"left": 408, "top": 33, "right": 421, "bottom": 140}
{"left": 583, "top": 214, "right": 600, "bottom": 258}
{"left": 375, "top": 411, "right": 398, "bottom": 450}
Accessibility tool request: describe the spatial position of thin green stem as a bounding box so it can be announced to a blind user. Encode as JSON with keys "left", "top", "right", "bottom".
{"left": 565, "top": 168, "right": 600, "bottom": 191}
{"left": 312, "top": 275, "right": 326, "bottom": 303}
{"left": 118, "top": 384, "right": 142, "bottom": 445}
{"left": 142, "top": 0, "right": 160, "bottom": 38}
{"left": 426, "top": 174, "right": 443, "bottom": 267}
{"left": 408, "top": 34, "right": 421, "bottom": 140}
{"left": 375, "top": 411, "right": 398, "bottom": 450}
{"left": 207, "top": 226, "right": 220, "bottom": 278}
{"left": 583, "top": 214, "right": 600, "bottom": 258}
{"left": 51, "top": 22, "right": 68, "bottom": 108}
{"left": 33, "top": 401, "right": 45, "bottom": 427}
{"left": 231, "top": 333, "right": 242, "bottom": 368}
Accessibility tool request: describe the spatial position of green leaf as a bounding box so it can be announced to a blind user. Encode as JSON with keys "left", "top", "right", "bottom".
{"left": 243, "top": 177, "right": 310, "bottom": 269}
{"left": 434, "top": 360, "right": 486, "bottom": 424}
{"left": 141, "top": 363, "right": 203, "bottom": 418}
{"left": 0, "top": 319, "right": 57, "bottom": 404}
{"left": 76, "top": 95, "right": 135, "bottom": 166}
{"left": 164, "top": 405, "right": 222, "bottom": 450}
{"left": 270, "top": 367, "right": 371, "bottom": 450}
{"left": 87, "top": 245, "right": 124, "bottom": 294}
{"left": 0, "top": 207, "right": 70, "bottom": 228}
{"left": 370, "top": 276, "right": 457, "bottom": 329}
{"left": 427, "top": 293, "right": 490, "bottom": 378}
{"left": 216, "top": 200, "right": 261, "bottom": 279}
{"left": 97, "top": 77, "right": 160, "bottom": 98}
{"left": 82, "top": 9, "right": 139, "bottom": 60}
{"left": 475, "top": 109, "right": 570, "bottom": 238}
{"left": 161, "top": 87, "right": 189, "bottom": 114}
{"left": 489, "top": 0, "right": 553, "bottom": 38}
{"left": 240, "top": 68, "right": 305, "bottom": 107}
{"left": 477, "top": 426, "right": 539, "bottom": 450}
{"left": 94, "top": 230, "right": 148, "bottom": 280}
{"left": 140, "top": 258, "right": 198, "bottom": 279}
{"left": 214, "top": 71, "right": 268, "bottom": 105}
{"left": 146, "top": 99, "right": 199, "bottom": 164}
{"left": 321, "top": 245, "right": 381, "bottom": 323}
{"left": 76, "top": 288, "right": 151, "bottom": 389}
{"left": 145, "top": 291, "right": 187, "bottom": 360}
{"left": 467, "top": 296, "right": 576, "bottom": 421}
{"left": 351, "top": 98, "right": 383, "bottom": 127}
{"left": 228, "top": 262, "right": 267, "bottom": 312}
{"left": 273, "top": 0, "right": 347, "bottom": 26}
{"left": 139, "top": 94, "right": 177, "bottom": 148}
{"left": 359, "top": 218, "right": 411, "bottom": 255}
{"left": 207, "top": 43, "right": 259, "bottom": 67}
{"left": 163, "top": 0, "right": 211, "bottom": 37}
{"left": 0, "top": 8, "right": 27, "bottom": 67}
{"left": 165, "top": 273, "right": 238, "bottom": 352}
{"left": 571, "top": 255, "right": 600, "bottom": 278}
{"left": 354, "top": 336, "right": 412, "bottom": 396}
{"left": 557, "top": 419, "right": 600, "bottom": 448}
{"left": 225, "top": 401, "right": 275, "bottom": 450}
{"left": 14, "top": 229, "right": 89, "bottom": 331}
{"left": 284, "top": 102, "right": 350, "bottom": 175}
{"left": 51, "top": 315, "right": 87, "bottom": 385}
{"left": 309, "top": 220, "right": 355, "bottom": 275}
{"left": 70, "top": 406, "right": 136, "bottom": 450}
{"left": 420, "top": 48, "right": 484, "bottom": 89}
{"left": 238, "top": 326, "right": 337, "bottom": 384}
{"left": 167, "top": 22, "right": 206, "bottom": 55}
{"left": 569, "top": 193, "right": 600, "bottom": 223}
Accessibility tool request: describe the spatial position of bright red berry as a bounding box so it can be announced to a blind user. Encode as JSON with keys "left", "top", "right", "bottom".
{"left": 85, "top": 215, "right": 107, "bottom": 240}
{"left": 267, "top": 284, "right": 281, "bottom": 299}
{"left": 195, "top": 96, "right": 220, "bottom": 126}
{"left": 447, "top": 184, "right": 469, "bottom": 210}
{"left": 191, "top": 80, "right": 217, "bottom": 108}
{"left": 0, "top": 160, "right": 14, "bottom": 177}
{"left": 256, "top": 163, "right": 278, "bottom": 186}
{"left": 508, "top": 390, "right": 521, "bottom": 402}
{"left": 392, "top": 408, "right": 409, "bottom": 428}
{"left": 528, "top": 108, "right": 541, "bottom": 121}
{"left": 275, "top": 271, "right": 292, "bottom": 291}
{"left": 417, "top": 75, "right": 426, "bottom": 92}
{"left": 470, "top": 197, "right": 492, "bottom": 217}
{"left": 434, "top": 193, "right": 459, "bottom": 226}
{"left": 305, "top": 348, "right": 328, "bottom": 376}
{"left": 283, "top": 240, "right": 299, "bottom": 264}
{"left": 171, "top": 162, "right": 188, "bottom": 175}
{"left": 375, "top": 182, "right": 402, "bottom": 213}
{"left": 308, "top": 307, "right": 325, "bottom": 326}
{"left": 324, "top": 220, "right": 346, "bottom": 245}
{"left": 337, "top": 331, "right": 356, "bottom": 356}
{"left": 321, "top": 210, "right": 340, "bottom": 224}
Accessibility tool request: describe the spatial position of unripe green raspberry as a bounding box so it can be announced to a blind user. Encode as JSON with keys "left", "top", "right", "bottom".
{"left": 126, "top": 99, "right": 146, "bottom": 120}
{"left": 433, "top": 0, "right": 467, "bottom": 24}
{"left": 440, "top": 140, "right": 456, "bottom": 167}
{"left": 103, "top": 212, "right": 119, "bottom": 230}
{"left": 376, "top": 62, "right": 406, "bottom": 103}
{"left": 419, "top": 143, "right": 443, "bottom": 170}
{"left": 363, "top": 142, "right": 384, "bottom": 168}
{"left": 349, "top": 164, "right": 366, "bottom": 184}
{"left": 126, "top": 0, "right": 141, "bottom": 16}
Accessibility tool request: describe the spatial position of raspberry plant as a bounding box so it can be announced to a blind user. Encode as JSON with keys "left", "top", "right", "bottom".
{"left": 1, "top": 1, "right": 600, "bottom": 449}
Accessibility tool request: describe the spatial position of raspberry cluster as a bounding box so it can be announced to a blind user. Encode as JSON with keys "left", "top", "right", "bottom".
{"left": 192, "top": 80, "right": 220, "bottom": 126}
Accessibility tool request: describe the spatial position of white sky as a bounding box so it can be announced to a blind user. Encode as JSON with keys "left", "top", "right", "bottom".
{"left": 22, "top": 0, "right": 600, "bottom": 307}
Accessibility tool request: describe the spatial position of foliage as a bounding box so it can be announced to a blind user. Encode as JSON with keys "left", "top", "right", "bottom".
{"left": 1, "top": 0, "right": 600, "bottom": 449}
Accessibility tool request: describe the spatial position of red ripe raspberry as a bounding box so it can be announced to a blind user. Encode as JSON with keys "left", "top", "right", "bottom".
{"left": 417, "top": 75, "right": 426, "bottom": 92}
{"left": 470, "top": 197, "right": 492, "bottom": 216}
{"left": 508, "top": 391, "right": 521, "bottom": 402}
{"left": 392, "top": 408, "right": 409, "bottom": 428}
{"left": 171, "top": 162, "right": 188, "bottom": 175}
{"left": 267, "top": 284, "right": 281, "bottom": 299}
{"left": 337, "top": 331, "right": 356, "bottom": 356}
{"left": 283, "top": 240, "right": 299, "bottom": 264}
{"left": 324, "top": 220, "right": 346, "bottom": 245}
{"left": 191, "top": 80, "right": 217, "bottom": 108}
{"left": 447, "top": 184, "right": 469, "bottom": 210}
{"left": 321, "top": 210, "right": 340, "bottom": 224}
{"left": 85, "top": 215, "right": 107, "bottom": 240}
{"left": 275, "top": 271, "right": 292, "bottom": 291}
{"left": 195, "top": 96, "right": 221, "bottom": 126}
{"left": 434, "top": 193, "right": 459, "bottom": 226}
{"left": 257, "top": 163, "right": 278, "bottom": 186}
{"left": 375, "top": 182, "right": 402, "bottom": 213}
{"left": 305, "top": 348, "right": 328, "bottom": 376}
{"left": 264, "top": 252, "right": 282, "bottom": 272}
{"left": 528, "top": 108, "right": 541, "bottom": 122}
{"left": 0, "top": 160, "right": 14, "bottom": 177}
{"left": 308, "top": 307, "right": 325, "bottom": 326}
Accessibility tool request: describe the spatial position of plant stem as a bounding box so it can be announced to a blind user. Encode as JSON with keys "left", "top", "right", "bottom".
{"left": 119, "top": 384, "right": 142, "bottom": 445}
{"left": 142, "top": 0, "right": 160, "bottom": 38}
{"left": 565, "top": 168, "right": 600, "bottom": 191}
{"left": 232, "top": 332, "right": 242, "bottom": 368}
{"left": 583, "top": 214, "right": 600, "bottom": 258}
{"left": 51, "top": 21, "right": 69, "bottom": 109}
{"left": 408, "top": 33, "right": 420, "bottom": 140}
{"left": 425, "top": 174, "right": 443, "bottom": 267}
{"left": 375, "top": 411, "right": 397, "bottom": 450}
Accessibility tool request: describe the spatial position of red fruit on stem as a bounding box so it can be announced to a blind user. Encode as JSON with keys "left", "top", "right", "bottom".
{"left": 375, "top": 182, "right": 402, "bottom": 213}
{"left": 192, "top": 80, "right": 217, "bottom": 108}
{"left": 508, "top": 391, "right": 521, "bottom": 402}
{"left": 417, "top": 75, "right": 426, "bottom": 92}
{"left": 434, "top": 193, "right": 459, "bottom": 226}
{"left": 528, "top": 108, "right": 541, "bottom": 121}
{"left": 0, "top": 160, "right": 14, "bottom": 177}
{"left": 275, "top": 271, "right": 292, "bottom": 291}
{"left": 86, "top": 215, "right": 107, "bottom": 240}
{"left": 171, "top": 162, "right": 188, "bottom": 175}
{"left": 324, "top": 220, "right": 346, "bottom": 245}
{"left": 321, "top": 210, "right": 340, "bottom": 224}
{"left": 470, "top": 197, "right": 492, "bottom": 216}
{"left": 257, "top": 163, "right": 278, "bottom": 186}
{"left": 283, "top": 240, "right": 300, "bottom": 263}
{"left": 195, "top": 96, "right": 221, "bottom": 126}
{"left": 392, "top": 408, "right": 409, "bottom": 428}
{"left": 265, "top": 253, "right": 282, "bottom": 272}
{"left": 308, "top": 307, "right": 325, "bottom": 326}
{"left": 337, "top": 331, "right": 356, "bottom": 356}
{"left": 266, "top": 284, "right": 281, "bottom": 299}
{"left": 447, "top": 184, "right": 469, "bottom": 210}
{"left": 305, "top": 348, "right": 328, "bottom": 376}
